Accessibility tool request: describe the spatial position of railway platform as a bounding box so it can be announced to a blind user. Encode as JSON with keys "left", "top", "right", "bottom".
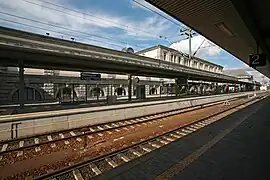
{"left": 98, "top": 95, "right": 270, "bottom": 180}
{"left": 0, "top": 92, "right": 258, "bottom": 141}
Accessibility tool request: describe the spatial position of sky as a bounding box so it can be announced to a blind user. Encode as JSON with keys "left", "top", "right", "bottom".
{"left": 0, "top": 0, "right": 268, "bottom": 83}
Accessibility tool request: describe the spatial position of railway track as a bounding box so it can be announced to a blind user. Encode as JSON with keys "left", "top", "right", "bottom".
{"left": 37, "top": 95, "right": 267, "bottom": 180}
{"left": 0, "top": 98, "right": 233, "bottom": 157}
{"left": 0, "top": 96, "right": 260, "bottom": 179}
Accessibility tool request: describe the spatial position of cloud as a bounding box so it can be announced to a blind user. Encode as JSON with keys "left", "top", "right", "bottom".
{"left": 169, "top": 35, "right": 222, "bottom": 57}
{"left": 0, "top": 0, "right": 177, "bottom": 50}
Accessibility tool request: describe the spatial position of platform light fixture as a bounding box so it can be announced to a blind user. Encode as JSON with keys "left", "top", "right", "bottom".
{"left": 215, "top": 22, "right": 235, "bottom": 37}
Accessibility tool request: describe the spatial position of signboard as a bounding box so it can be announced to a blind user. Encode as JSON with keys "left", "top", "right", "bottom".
{"left": 249, "top": 53, "right": 266, "bottom": 67}
{"left": 80, "top": 72, "right": 101, "bottom": 81}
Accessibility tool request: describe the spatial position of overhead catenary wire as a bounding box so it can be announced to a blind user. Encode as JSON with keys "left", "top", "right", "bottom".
{"left": 132, "top": 0, "right": 186, "bottom": 30}
{"left": 28, "top": 0, "right": 150, "bottom": 33}
{"left": 0, "top": 11, "right": 145, "bottom": 49}
{"left": 22, "top": 0, "right": 170, "bottom": 41}
{"left": 193, "top": 38, "right": 206, "bottom": 57}
{"left": 0, "top": 17, "right": 127, "bottom": 49}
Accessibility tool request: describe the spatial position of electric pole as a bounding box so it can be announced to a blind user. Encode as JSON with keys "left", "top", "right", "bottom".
{"left": 169, "top": 27, "right": 196, "bottom": 67}
{"left": 177, "top": 28, "right": 196, "bottom": 66}
{"left": 188, "top": 27, "right": 192, "bottom": 60}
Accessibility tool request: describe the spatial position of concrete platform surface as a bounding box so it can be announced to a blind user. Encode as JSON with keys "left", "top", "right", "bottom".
{"left": 97, "top": 96, "right": 270, "bottom": 180}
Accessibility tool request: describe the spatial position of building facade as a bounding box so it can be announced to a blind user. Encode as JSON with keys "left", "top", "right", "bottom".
{"left": 136, "top": 45, "right": 223, "bottom": 74}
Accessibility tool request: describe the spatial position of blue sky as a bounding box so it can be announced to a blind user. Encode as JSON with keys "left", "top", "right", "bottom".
{"left": 0, "top": 0, "right": 266, "bottom": 77}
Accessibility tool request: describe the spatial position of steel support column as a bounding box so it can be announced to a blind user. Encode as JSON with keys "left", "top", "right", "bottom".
{"left": 19, "top": 60, "right": 25, "bottom": 109}
{"left": 128, "top": 75, "right": 132, "bottom": 102}
{"left": 72, "top": 84, "right": 75, "bottom": 103}
{"left": 85, "top": 84, "right": 88, "bottom": 101}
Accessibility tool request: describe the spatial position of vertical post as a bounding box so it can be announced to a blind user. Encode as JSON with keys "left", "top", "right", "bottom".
{"left": 33, "top": 88, "right": 36, "bottom": 101}
{"left": 85, "top": 84, "right": 87, "bottom": 101}
{"left": 60, "top": 87, "right": 63, "bottom": 102}
{"left": 110, "top": 83, "right": 113, "bottom": 96}
{"left": 96, "top": 84, "right": 99, "bottom": 101}
{"left": 19, "top": 60, "right": 25, "bottom": 109}
{"left": 15, "top": 124, "right": 18, "bottom": 138}
{"left": 72, "top": 84, "right": 75, "bottom": 103}
{"left": 11, "top": 124, "right": 14, "bottom": 139}
{"left": 166, "top": 84, "right": 168, "bottom": 97}
{"left": 189, "top": 28, "right": 192, "bottom": 61}
{"left": 186, "top": 77, "right": 189, "bottom": 95}
{"left": 128, "top": 74, "right": 132, "bottom": 102}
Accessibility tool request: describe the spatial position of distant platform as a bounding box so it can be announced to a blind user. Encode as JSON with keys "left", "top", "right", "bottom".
{"left": 0, "top": 94, "right": 179, "bottom": 115}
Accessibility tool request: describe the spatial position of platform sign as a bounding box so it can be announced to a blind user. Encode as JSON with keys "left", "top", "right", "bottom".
{"left": 249, "top": 53, "right": 266, "bottom": 67}
{"left": 80, "top": 72, "right": 101, "bottom": 81}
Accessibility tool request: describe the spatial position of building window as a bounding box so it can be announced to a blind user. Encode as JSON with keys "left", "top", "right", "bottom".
{"left": 176, "top": 56, "right": 179, "bottom": 63}
{"left": 163, "top": 52, "right": 167, "bottom": 61}
{"left": 219, "top": 67, "right": 223, "bottom": 72}
{"left": 12, "top": 87, "right": 42, "bottom": 102}
{"left": 181, "top": 57, "right": 184, "bottom": 64}
{"left": 184, "top": 59, "right": 187, "bottom": 66}
{"left": 170, "top": 54, "right": 173, "bottom": 62}
{"left": 187, "top": 60, "right": 190, "bottom": 66}
{"left": 192, "top": 61, "right": 197, "bottom": 68}
{"left": 200, "top": 63, "right": 203, "bottom": 69}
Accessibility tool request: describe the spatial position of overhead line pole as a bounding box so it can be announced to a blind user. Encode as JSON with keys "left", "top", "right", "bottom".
{"left": 189, "top": 27, "right": 192, "bottom": 60}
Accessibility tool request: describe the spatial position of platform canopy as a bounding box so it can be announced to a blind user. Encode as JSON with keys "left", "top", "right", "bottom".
{"left": 146, "top": 0, "right": 270, "bottom": 78}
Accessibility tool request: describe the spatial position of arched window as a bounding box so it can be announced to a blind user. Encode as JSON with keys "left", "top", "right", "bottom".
{"left": 115, "top": 87, "right": 126, "bottom": 96}
{"left": 11, "top": 87, "right": 42, "bottom": 102}
{"left": 89, "top": 87, "right": 104, "bottom": 97}
{"left": 149, "top": 88, "right": 157, "bottom": 95}
{"left": 56, "top": 87, "right": 75, "bottom": 100}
